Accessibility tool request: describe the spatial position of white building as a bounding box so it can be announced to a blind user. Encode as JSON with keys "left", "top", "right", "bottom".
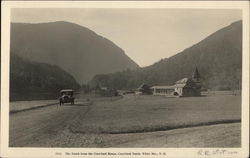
{"left": 151, "top": 68, "right": 202, "bottom": 97}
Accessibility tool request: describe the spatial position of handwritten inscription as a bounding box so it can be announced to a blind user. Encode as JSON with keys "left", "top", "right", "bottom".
{"left": 197, "top": 149, "right": 237, "bottom": 156}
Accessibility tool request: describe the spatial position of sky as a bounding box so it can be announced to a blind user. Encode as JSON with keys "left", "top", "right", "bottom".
{"left": 11, "top": 8, "right": 242, "bottom": 67}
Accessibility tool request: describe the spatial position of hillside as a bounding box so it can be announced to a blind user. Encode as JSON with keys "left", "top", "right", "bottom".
{"left": 10, "top": 21, "right": 139, "bottom": 84}
{"left": 90, "top": 20, "right": 242, "bottom": 90}
{"left": 10, "top": 53, "right": 80, "bottom": 101}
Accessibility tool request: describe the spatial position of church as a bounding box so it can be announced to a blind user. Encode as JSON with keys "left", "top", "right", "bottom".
{"left": 151, "top": 67, "right": 202, "bottom": 97}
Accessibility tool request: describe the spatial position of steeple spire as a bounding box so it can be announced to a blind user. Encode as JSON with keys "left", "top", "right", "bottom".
{"left": 192, "top": 67, "right": 201, "bottom": 82}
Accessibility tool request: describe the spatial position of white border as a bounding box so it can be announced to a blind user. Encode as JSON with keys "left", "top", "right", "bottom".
{"left": 1, "top": 1, "right": 249, "bottom": 158}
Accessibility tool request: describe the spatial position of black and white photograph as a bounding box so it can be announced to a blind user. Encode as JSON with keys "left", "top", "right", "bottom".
{"left": 1, "top": 1, "right": 249, "bottom": 158}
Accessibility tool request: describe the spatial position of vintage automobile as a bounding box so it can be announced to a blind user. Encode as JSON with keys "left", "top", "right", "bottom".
{"left": 59, "top": 89, "right": 75, "bottom": 105}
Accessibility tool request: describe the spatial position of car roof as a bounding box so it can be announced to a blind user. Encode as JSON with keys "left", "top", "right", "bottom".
{"left": 60, "top": 89, "right": 74, "bottom": 92}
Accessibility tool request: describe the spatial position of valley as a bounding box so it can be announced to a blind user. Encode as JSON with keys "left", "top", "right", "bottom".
{"left": 8, "top": 19, "right": 243, "bottom": 148}
{"left": 9, "top": 93, "right": 241, "bottom": 147}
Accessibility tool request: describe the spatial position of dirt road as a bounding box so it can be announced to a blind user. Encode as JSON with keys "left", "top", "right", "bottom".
{"left": 9, "top": 102, "right": 89, "bottom": 147}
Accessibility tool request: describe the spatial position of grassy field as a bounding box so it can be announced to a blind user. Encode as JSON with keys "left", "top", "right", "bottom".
{"left": 70, "top": 94, "right": 241, "bottom": 134}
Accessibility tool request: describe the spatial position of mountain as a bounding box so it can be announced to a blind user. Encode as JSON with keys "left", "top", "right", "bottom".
{"left": 90, "top": 20, "right": 242, "bottom": 90}
{"left": 10, "top": 21, "right": 139, "bottom": 84}
{"left": 10, "top": 53, "right": 80, "bottom": 101}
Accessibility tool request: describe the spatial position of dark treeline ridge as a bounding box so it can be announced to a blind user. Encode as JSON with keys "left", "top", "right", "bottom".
{"left": 89, "top": 21, "right": 242, "bottom": 91}
{"left": 11, "top": 21, "right": 139, "bottom": 84}
{"left": 10, "top": 53, "right": 80, "bottom": 101}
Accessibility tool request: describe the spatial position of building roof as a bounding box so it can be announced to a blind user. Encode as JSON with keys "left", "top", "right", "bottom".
{"left": 174, "top": 84, "right": 186, "bottom": 88}
{"left": 151, "top": 83, "right": 187, "bottom": 89}
{"left": 137, "top": 83, "right": 150, "bottom": 90}
{"left": 60, "top": 89, "right": 74, "bottom": 92}
{"left": 175, "top": 78, "right": 189, "bottom": 84}
{"left": 152, "top": 76, "right": 200, "bottom": 90}
{"left": 151, "top": 85, "right": 175, "bottom": 89}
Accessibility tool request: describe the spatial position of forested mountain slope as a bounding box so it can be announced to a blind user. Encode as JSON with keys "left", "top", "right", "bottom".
{"left": 11, "top": 21, "right": 139, "bottom": 84}
{"left": 90, "top": 21, "right": 242, "bottom": 90}
{"left": 10, "top": 54, "right": 80, "bottom": 101}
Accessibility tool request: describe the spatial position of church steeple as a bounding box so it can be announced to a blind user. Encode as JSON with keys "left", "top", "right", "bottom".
{"left": 192, "top": 67, "right": 201, "bottom": 82}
